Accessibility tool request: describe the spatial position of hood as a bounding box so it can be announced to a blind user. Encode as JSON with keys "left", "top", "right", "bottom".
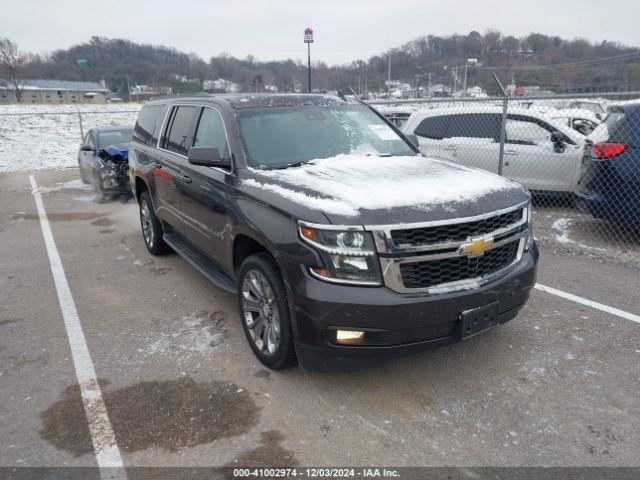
{"left": 99, "top": 143, "right": 129, "bottom": 162}
{"left": 240, "top": 154, "right": 529, "bottom": 225}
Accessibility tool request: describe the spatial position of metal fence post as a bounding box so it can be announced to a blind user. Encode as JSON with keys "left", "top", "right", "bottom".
{"left": 497, "top": 95, "right": 508, "bottom": 176}
{"left": 491, "top": 73, "right": 508, "bottom": 176}
{"left": 77, "top": 110, "right": 84, "bottom": 140}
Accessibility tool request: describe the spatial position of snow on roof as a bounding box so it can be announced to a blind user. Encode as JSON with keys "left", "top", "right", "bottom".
{"left": 3, "top": 79, "right": 109, "bottom": 92}
{"left": 245, "top": 152, "right": 518, "bottom": 217}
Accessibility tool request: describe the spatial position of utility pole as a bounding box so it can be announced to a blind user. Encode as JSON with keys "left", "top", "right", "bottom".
{"left": 428, "top": 72, "right": 431, "bottom": 99}
{"left": 125, "top": 75, "right": 132, "bottom": 103}
{"left": 453, "top": 67, "right": 458, "bottom": 96}
{"left": 387, "top": 54, "right": 391, "bottom": 103}
{"left": 463, "top": 63, "right": 468, "bottom": 96}
{"left": 304, "top": 27, "right": 314, "bottom": 93}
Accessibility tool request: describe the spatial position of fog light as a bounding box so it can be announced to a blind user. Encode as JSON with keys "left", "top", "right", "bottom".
{"left": 336, "top": 330, "right": 365, "bottom": 343}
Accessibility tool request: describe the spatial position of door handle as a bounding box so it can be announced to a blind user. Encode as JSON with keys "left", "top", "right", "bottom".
{"left": 443, "top": 145, "right": 458, "bottom": 151}
{"left": 153, "top": 160, "right": 163, "bottom": 169}
{"left": 181, "top": 175, "right": 192, "bottom": 184}
{"left": 504, "top": 150, "right": 518, "bottom": 156}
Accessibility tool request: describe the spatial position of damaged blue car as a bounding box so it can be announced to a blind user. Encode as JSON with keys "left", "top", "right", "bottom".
{"left": 78, "top": 125, "right": 134, "bottom": 202}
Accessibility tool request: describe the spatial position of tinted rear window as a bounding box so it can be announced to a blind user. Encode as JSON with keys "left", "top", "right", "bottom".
{"left": 414, "top": 116, "right": 449, "bottom": 139}
{"left": 134, "top": 104, "right": 163, "bottom": 144}
{"left": 448, "top": 114, "right": 500, "bottom": 140}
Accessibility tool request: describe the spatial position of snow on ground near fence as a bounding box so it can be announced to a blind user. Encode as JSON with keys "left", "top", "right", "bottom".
{"left": 0, "top": 104, "right": 142, "bottom": 172}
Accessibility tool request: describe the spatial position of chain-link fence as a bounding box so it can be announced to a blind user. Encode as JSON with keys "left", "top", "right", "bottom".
{"left": 2, "top": 97, "right": 640, "bottom": 266}
{"left": 371, "top": 92, "right": 640, "bottom": 267}
{"left": 0, "top": 105, "right": 141, "bottom": 172}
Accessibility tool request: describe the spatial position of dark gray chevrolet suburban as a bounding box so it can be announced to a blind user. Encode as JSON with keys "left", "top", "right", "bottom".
{"left": 129, "top": 94, "right": 538, "bottom": 371}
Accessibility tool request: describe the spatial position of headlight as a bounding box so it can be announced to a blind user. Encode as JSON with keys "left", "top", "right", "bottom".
{"left": 298, "top": 222, "right": 381, "bottom": 285}
{"left": 525, "top": 201, "right": 534, "bottom": 251}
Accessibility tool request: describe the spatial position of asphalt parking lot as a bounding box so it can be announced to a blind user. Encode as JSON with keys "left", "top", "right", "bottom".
{"left": 1, "top": 168, "right": 640, "bottom": 469}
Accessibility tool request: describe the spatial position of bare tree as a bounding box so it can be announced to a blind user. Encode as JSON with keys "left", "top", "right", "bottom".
{"left": 0, "top": 38, "right": 26, "bottom": 103}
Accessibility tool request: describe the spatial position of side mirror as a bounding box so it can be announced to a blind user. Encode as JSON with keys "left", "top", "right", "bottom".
{"left": 187, "top": 146, "right": 231, "bottom": 168}
{"left": 80, "top": 143, "right": 94, "bottom": 152}
{"left": 405, "top": 134, "right": 419, "bottom": 148}
{"left": 550, "top": 131, "right": 566, "bottom": 153}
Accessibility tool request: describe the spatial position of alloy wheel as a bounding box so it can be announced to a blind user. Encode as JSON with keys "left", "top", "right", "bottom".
{"left": 241, "top": 269, "right": 281, "bottom": 355}
{"left": 140, "top": 199, "right": 154, "bottom": 248}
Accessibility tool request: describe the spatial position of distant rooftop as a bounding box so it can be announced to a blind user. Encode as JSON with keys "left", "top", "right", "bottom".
{"left": 6, "top": 79, "right": 109, "bottom": 92}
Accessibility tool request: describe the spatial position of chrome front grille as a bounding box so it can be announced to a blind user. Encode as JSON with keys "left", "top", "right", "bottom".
{"left": 368, "top": 202, "right": 529, "bottom": 294}
{"left": 390, "top": 208, "right": 524, "bottom": 248}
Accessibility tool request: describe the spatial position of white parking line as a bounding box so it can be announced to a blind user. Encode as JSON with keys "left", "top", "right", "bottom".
{"left": 535, "top": 283, "right": 640, "bottom": 324}
{"left": 29, "top": 175, "right": 127, "bottom": 480}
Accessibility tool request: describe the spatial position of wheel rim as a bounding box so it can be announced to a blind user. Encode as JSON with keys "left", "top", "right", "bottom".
{"left": 241, "top": 269, "right": 281, "bottom": 356}
{"left": 140, "top": 199, "right": 154, "bottom": 248}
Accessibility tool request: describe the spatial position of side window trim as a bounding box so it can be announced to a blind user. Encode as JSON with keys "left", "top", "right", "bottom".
{"left": 161, "top": 106, "right": 179, "bottom": 150}
{"left": 157, "top": 105, "right": 174, "bottom": 149}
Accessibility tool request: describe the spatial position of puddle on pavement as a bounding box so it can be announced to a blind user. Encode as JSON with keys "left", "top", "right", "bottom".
{"left": 40, "top": 377, "right": 259, "bottom": 456}
{"left": 0, "top": 318, "right": 20, "bottom": 327}
{"left": 225, "top": 430, "right": 297, "bottom": 467}
{"left": 99, "top": 229, "right": 117, "bottom": 234}
{"left": 149, "top": 266, "right": 172, "bottom": 276}
{"left": 91, "top": 218, "right": 114, "bottom": 227}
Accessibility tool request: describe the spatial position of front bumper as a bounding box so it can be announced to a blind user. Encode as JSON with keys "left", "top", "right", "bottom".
{"left": 288, "top": 243, "right": 538, "bottom": 371}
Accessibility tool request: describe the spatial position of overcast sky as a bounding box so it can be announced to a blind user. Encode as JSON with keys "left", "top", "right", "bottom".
{"left": 2, "top": 0, "right": 638, "bottom": 64}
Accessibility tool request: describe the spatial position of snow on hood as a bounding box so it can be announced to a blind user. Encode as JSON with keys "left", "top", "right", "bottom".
{"left": 244, "top": 154, "right": 521, "bottom": 218}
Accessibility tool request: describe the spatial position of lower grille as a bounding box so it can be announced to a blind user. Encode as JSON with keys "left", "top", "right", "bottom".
{"left": 399, "top": 240, "right": 520, "bottom": 289}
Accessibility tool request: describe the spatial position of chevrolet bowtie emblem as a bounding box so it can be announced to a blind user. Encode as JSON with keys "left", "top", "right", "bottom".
{"left": 459, "top": 237, "right": 494, "bottom": 257}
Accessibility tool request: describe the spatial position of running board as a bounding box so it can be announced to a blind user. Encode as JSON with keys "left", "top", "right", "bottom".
{"left": 163, "top": 232, "right": 236, "bottom": 295}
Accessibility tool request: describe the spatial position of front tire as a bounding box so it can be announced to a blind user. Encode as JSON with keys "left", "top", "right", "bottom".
{"left": 139, "top": 191, "right": 171, "bottom": 255}
{"left": 238, "top": 253, "right": 296, "bottom": 370}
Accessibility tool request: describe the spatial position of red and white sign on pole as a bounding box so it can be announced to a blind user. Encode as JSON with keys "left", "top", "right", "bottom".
{"left": 304, "top": 27, "right": 314, "bottom": 43}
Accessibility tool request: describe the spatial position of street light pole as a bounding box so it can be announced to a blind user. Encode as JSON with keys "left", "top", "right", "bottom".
{"left": 307, "top": 42, "right": 311, "bottom": 93}
{"left": 304, "top": 27, "right": 314, "bottom": 93}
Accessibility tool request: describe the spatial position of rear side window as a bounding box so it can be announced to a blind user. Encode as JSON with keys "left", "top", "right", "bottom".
{"left": 414, "top": 116, "right": 449, "bottom": 139}
{"left": 448, "top": 114, "right": 500, "bottom": 140}
{"left": 164, "top": 106, "right": 198, "bottom": 155}
{"left": 134, "top": 104, "right": 163, "bottom": 144}
{"left": 193, "top": 107, "right": 231, "bottom": 159}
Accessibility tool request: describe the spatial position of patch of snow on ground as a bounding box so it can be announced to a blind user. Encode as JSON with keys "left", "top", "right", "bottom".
{"left": 54, "top": 179, "right": 94, "bottom": 191}
{"left": 0, "top": 103, "right": 141, "bottom": 173}
{"left": 246, "top": 154, "right": 518, "bottom": 217}
{"left": 552, "top": 218, "right": 572, "bottom": 244}
{"left": 552, "top": 217, "right": 607, "bottom": 252}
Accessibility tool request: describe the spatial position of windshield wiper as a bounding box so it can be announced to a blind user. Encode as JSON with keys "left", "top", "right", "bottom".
{"left": 269, "top": 162, "right": 305, "bottom": 170}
